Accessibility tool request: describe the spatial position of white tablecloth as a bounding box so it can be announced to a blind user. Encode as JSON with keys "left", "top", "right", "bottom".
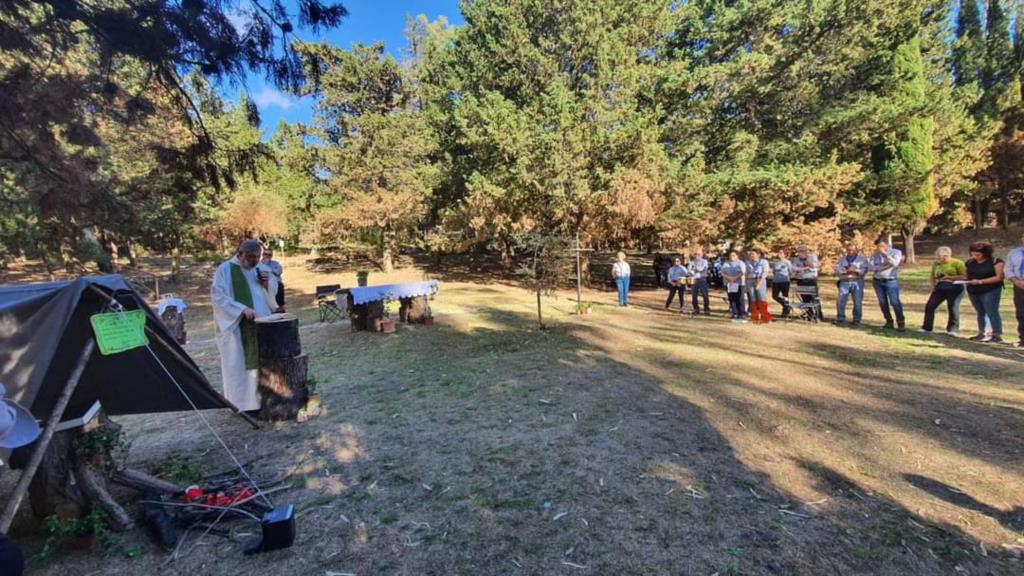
{"left": 341, "top": 280, "right": 439, "bottom": 306}
{"left": 156, "top": 297, "right": 187, "bottom": 316}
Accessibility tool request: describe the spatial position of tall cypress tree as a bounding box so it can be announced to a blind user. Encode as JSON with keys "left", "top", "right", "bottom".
{"left": 980, "top": 0, "right": 1015, "bottom": 117}
{"left": 873, "top": 34, "right": 936, "bottom": 263}
{"left": 953, "top": 0, "right": 985, "bottom": 87}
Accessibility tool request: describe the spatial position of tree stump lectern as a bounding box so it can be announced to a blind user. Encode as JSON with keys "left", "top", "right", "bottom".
{"left": 256, "top": 314, "right": 308, "bottom": 421}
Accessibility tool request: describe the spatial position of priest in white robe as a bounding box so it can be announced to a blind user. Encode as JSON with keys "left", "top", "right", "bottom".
{"left": 211, "top": 240, "right": 274, "bottom": 412}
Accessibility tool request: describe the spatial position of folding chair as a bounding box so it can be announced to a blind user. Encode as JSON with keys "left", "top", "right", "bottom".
{"left": 791, "top": 283, "right": 823, "bottom": 323}
{"left": 315, "top": 284, "right": 344, "bottom": 323}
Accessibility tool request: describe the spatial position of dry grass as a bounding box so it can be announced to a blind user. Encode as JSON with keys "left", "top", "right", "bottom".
{"left": 3, "top": 235, "right": 1024, "bottom": 575}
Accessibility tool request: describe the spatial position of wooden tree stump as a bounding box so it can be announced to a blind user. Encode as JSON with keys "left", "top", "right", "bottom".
{"left": 399, "top": 296, "right": 431, "bottom": 323}
{"left": 160, "top": 305, "right": 186, "bottom": 345}
{"left": 349, "top": 300, "right": 384, "bottom": 331}
{"left": 258, "top": 354, "right": 309, "bottom": 421}
{"left": 256, "top": 314, "right": 308, "bottom": 421}
{"left": 256, "top": 315, "right": 300, "bottom": 359}
{"left": 25, "top": 418, "right": 133, "bottom": 531}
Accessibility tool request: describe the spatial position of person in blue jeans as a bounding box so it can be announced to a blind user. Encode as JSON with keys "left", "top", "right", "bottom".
{"left": 834, "top": 242, "right": 868, "bottom": 325}
{"left": 869, "top": 238, "right": 906, "bottom": 331}
{"left": 688, "top": 248, "right": 712, "bottom": 315}
{"left": 612, "top": 251, "right": 631, "bottom": 307}
{"left": 964, "top": 242, "right": 1005, "bottom": 343}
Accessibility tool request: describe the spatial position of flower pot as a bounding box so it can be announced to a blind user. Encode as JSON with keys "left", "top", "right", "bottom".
{"left": 381, "top": 318, "right": 396, "bottom": 333}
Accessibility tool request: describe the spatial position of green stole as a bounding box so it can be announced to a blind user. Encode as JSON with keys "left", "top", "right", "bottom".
{"left": 229, "top": 263, "right": 259, "bottom": 370}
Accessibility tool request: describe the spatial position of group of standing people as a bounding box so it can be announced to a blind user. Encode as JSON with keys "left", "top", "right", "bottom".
{"left": 920, "top": 235, "right": 1024, "bottom": 345}
{"left": 610, "top": 232, "right": 1024, "bottom": 347}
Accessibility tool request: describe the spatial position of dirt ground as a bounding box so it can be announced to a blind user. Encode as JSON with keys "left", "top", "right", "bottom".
{"left": 3, "top": 230, "right": 1024, "bottom": 575}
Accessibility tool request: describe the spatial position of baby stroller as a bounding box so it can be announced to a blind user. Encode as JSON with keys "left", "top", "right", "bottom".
{"left": 785, "top": 284, "right": 823, "bottom": 323}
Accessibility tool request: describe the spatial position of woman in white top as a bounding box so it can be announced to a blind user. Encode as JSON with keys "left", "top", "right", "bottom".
{"left": 612, "top": 251, "right": 631, "bottom": 307}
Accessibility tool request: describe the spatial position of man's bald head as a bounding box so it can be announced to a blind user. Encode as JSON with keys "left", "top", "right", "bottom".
{"left": 236, "top": 240, "right": 262, "bottom": 269}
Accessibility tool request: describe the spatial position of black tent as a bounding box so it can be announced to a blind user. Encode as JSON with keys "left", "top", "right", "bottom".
{"left": 0, "top": 275, "right": 236, "bottom": 424}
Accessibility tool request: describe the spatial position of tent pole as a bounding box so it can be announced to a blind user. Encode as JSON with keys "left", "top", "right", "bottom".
{"left": 85, "top": 284, "right": 259, "bottom": 429}
{"left": 0, "top": 338, "right": 95, "bottom": 533}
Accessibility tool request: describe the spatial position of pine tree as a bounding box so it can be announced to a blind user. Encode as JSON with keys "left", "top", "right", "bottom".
{"left": 953, "top": 1, "right": 985, "bottom": 88}
{"left": 980, "top": 0, "right": 1015, "bottom": 117}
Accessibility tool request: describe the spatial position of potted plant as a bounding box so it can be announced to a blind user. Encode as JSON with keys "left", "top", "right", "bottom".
{"left": 356, "top": 270, "right": 369, "bottom": 287}
{"left": 576, "top": 302, "right": 593, "bottom": 315}
{"left": 380, "top": 298, "right": 398, "bottom": 333}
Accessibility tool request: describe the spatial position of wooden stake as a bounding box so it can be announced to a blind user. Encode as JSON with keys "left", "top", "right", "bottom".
{"left": 0, "top": 338, "right": 94, "bottom": 533}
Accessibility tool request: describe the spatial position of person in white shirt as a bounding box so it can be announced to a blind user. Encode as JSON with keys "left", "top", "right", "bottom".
{"left": 1002, "top": 232, "right": 1024, "bottom": 348}
{"left": 720, "top": 251, "right": 747, "bottom": 321}
{"left": 834, "top": 242, "right": 869, "bottom": 326}
{"left": 612, "top": 251, "right": 631, "bottom": 307}
{"left": 664, "top": 257, "right": 691, "bottom": 312}
{"left": 211, "top": 240, "right": 275, "bottom": 413}
{"left": 260, "top": 248, "right": 285, "bottom": 310}
{"left": 869, "top": 239, "right": 905, "bottom": 331}
{"left": 688, "top": 249, "right": 711, "bottom": 315}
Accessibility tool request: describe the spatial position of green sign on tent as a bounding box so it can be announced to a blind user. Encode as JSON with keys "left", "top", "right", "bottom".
{"left": 90, "top": 310, "right": 149, "bottom": 355}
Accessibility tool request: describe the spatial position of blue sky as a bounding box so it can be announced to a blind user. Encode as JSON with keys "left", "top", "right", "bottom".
{"left": 229, "top": 0, "right": 464, "bottom": 134}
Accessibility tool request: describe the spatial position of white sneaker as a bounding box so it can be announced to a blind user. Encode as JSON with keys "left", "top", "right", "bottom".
{"left": 917, "top": 328, "right": 931, "bottom": 333}
{"left": 946, "top": 330, "right": 959, "bottom": 337}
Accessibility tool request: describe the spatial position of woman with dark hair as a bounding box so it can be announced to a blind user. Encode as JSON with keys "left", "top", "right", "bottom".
{"left": 965, "top": 241, "right": 1006, "bottom": 343}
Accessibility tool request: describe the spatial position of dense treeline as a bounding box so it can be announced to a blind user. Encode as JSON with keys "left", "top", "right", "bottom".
{"left": 2, "top": 0, "right": 1024, "bottom": 275}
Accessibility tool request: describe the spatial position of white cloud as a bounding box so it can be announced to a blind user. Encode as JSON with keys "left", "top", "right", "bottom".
{"left": 253, "top": 87, "right": 297, "bottom": 110}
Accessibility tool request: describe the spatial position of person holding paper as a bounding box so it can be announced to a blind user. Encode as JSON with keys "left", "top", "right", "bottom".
{"left": 688, "top": 249, "right": 712, "bottom": 315}
{"left": 664, "top": 257, "right": 691, "bottom": 311}
{"left": 834, "top": 243, "right": 868, "bottom": 326}
{"left": 920, "top": 246, "right": 966, "bottom": 336}
{"left": 964, "top": 242, "right": 1005, "bottom": 343}
{"left": 211, "top": 240, "right": 274, "bottom": 413}
{"left": 721, "top": 251, "right": 747, "bottom": 322}
{"left": 869, "top": 238, "right": 905, "bottom": 331}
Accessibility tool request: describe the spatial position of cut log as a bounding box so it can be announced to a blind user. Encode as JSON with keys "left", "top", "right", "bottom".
{"left": 258, "top": 354, "right": 309, "bottom": 421}
{"left": 399, "top": 295, "right": 431, "bottom": 324}
{"left": 349, "top": 300, "right": 384, "bottom": 332}
{"left": 73, "top": 460, "right": 134, "bottom": 531}
{"left": 109, "top": 468, "right": 183, "bottom": 496}
{"left": 160, "top": 305, "right": 187, "bottom": 345}
{"left": 256, "top": 314, "right": 300, "bottom": 359}
{"left": 27, "top": 430, "right": 88, "bottom": 519}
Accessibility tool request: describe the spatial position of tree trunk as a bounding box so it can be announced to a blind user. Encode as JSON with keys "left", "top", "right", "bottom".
{"left": 380, "top": 227, "right": 395, "bottom": 273}
{"left": 256, "top": 315, "right": 308, "bottom": 421}
{"left": 902, "top": 227, "right": 917, "bottom": 264}
{"left": 999, "top": 189, "right": 1010, "bottom": 229}
{"left": 258, "top": 355, "right": 309, "bottom": 421}
{"left": 536, "top": 289, "right": 544, "bottom": 330}
{"left": 170, "top": 245, "right": 181, "bottom": 282}
{"left": 127, "top": 240, "right": 138, "bottom": 267}
{"left": 399, "top": 295, "right": 431, "bottom": 323}
{"left": 255, "top": 315, "right": 301, "bottom": 360}
{"left": 974, "top": 198, "right": 984, "bottom": 233}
